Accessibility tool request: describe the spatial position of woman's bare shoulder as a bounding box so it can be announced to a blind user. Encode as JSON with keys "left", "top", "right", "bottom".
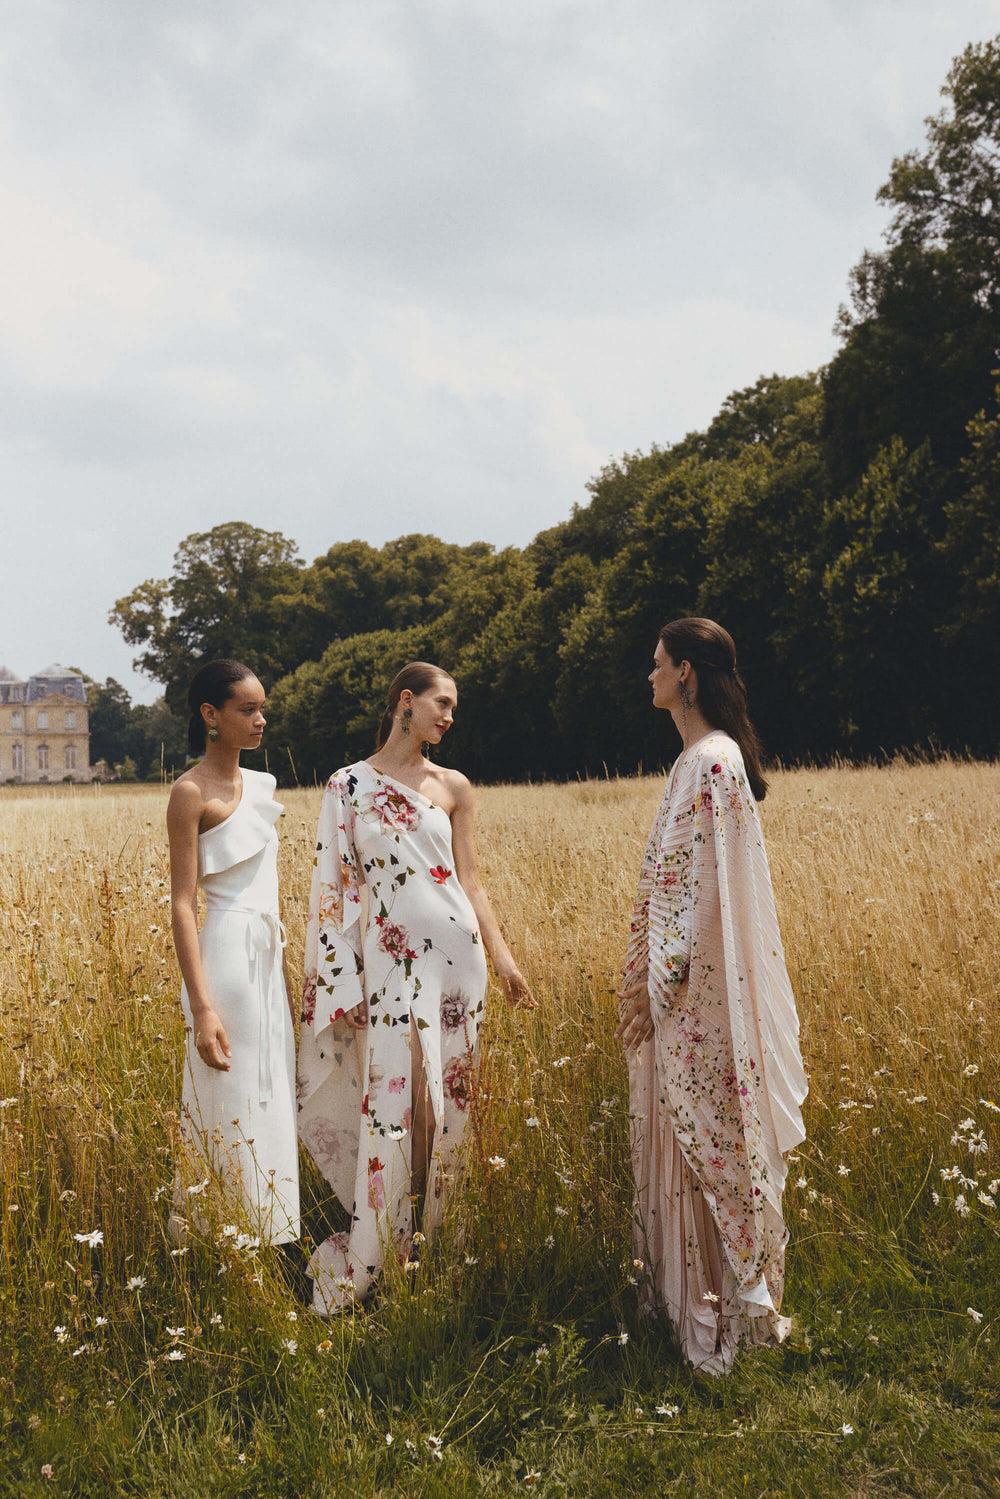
{"left": 168, "top": 769, "right": 207, "bottom": 818}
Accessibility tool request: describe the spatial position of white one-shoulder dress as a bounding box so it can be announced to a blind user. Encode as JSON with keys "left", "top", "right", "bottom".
{"left": 177, "top": 767, "right": 300, "bottom": 1245}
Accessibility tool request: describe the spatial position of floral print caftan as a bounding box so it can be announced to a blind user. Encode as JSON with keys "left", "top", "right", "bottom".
{"left": 298, "top": 762, "right": 487, "bottom": 1313}
{"left": 623, "top": 732, "right": 808, "bottom": 1374}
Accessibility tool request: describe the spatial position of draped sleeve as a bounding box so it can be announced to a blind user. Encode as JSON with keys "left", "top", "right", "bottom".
{"left": 652, "top": 739, "right": 807, "bottom": 1307}
{"left": 298, "top": 770, "right": 366, "bottom": 1106}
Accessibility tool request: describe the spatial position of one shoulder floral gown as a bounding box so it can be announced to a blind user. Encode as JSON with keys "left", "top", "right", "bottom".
{"left": 298, "top": 762, "right": 487, "bottom": 1312}
{"left": 623, "top": 732, "right": 808, "bottom": 1373}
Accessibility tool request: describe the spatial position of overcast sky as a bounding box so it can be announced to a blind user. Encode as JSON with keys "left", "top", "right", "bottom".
{"left": 2, "top": 0, "right": 998, "bottom": 702}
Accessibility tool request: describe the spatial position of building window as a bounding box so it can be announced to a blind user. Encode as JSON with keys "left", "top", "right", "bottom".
{"left": 10, "top": 686, "right": 20, "bottom": 701}
{"left": 38, "top": 744, "right": 49, "bottom": 772}
{"left": 65, "top": 710, "right": 76, "bottom": 729}
{"left": 12, "top": 743, "right": 23, "bottom": 774}
{"left": 65, "top": 745, "right": 77, "bottom": 771}
{"left": 37, "top": 711, "right": 48, "bottom": 729}
{"left": 11, "top": 711, "right": 21, "bottom": 729}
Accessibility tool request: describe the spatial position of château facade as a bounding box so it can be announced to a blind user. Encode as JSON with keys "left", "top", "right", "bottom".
{"left": 0, "top": 665, "right": 91, "bottom": 783}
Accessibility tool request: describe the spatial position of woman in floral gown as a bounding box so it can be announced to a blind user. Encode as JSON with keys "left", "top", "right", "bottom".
{"left": 616, "top": 619, "right": 808, "bottom": 1374}
{"left": 298, "top": 662, "right": 534, "bottom": 1312}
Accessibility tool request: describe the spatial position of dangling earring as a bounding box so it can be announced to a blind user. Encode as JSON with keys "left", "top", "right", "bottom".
{"left": 400, "top": 707, "right": 412, "bottom": 736}
{"left": 677, "top": 678, "right": 691, "bottom": 732}
{"left": 207, "top": 726, "right": 219, "bottom": 742}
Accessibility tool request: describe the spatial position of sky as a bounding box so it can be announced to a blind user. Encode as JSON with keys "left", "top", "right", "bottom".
{"left": 1, "top": 0, "right": 998, "bottom": 703}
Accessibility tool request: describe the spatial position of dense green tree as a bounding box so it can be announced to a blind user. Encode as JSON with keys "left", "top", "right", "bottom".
{"left": 824, "top": 38, "right": 1000, "bottom": 481}
{"left": 821, "top": 438, "right": 948, "bottom": 751}
{"left": 110, "top": 523, "right": 304, "bottom": 713}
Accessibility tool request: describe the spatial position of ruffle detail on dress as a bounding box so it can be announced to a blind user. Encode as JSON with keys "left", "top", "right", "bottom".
{"left": 199, "top": 770, "right": 283, "bottom": 877}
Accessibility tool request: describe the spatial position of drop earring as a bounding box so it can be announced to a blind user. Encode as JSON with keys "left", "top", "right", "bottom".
{"left": 677, "top": 678, "right": 691, "bottom": 732}
{"left": 207, "top": 726, "right": 219, "bottom": 742}
{"left": 401, "top": 707, "right": 412, "bottom": 736}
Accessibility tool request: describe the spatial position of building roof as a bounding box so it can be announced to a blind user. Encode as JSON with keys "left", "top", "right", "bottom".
{"left": 0, "top": 664, "right": 87, "bottom": 705}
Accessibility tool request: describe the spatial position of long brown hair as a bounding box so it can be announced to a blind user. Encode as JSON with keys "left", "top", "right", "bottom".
{"left": 659, "top": 618, "right": 769, "bottom": 801}
{"left": 375, "top": 662, "right": 454, "bottom": 750}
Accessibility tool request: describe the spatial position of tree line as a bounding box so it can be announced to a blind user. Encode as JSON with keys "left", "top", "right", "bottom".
{"left": 110, "top": 38, "right": 1000, "bottom": 784}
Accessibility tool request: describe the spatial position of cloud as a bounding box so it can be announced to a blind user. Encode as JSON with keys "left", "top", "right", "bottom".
{"left": 0, "top": 0, "right": 998, "bottom": 694}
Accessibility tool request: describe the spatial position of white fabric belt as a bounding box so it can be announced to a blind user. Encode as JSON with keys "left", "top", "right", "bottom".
{"left": 204, "top": 900, "right": 286, "bottom": 1105}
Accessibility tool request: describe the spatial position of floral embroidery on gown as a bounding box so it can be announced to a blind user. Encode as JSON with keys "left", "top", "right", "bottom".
{"left": 298, "top": 762, "right": 487, "bottom": 1312}
{"left": 623, "top": 732, "right": 808, "bottom": 1373}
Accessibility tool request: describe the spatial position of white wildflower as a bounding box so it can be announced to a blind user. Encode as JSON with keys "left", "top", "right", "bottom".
{"left": 618, "top": 1330, "right": 629, "bottom": 1346}
{"left": 554, "top": 1206, "right": 569, "bottom": 1217}
{"left": 534, "top": 1344, "right": 549, "bottom": 1363}
{"left": 963, "top": 1064, "right": 979, "bottom": 1077}
{"left": 838, "top": 1165, "right": 850, "bottom": 1177}
{"left": 544, "top": 1235, "right": 555, "bottom": 1248}
{"left": 656, "top": 1403, "right": 680, "bottom": 1417}
{"left": 525, "top": 1117, "right": 540, "bottom": 1129}
{"left": 74, "top": 1230, "right": 104, "bottom": 1248}
{"left": 282, "top": 1339, "right": 297, "bottom": 1354}
{"left": 553, "top": 1056, "right": 570, "bottom": 1068}
{"left": 979, "top": 1193, "right": 996, "bottom": 1209}
{"left": 186, "top": 1179, "right": 209, "bottom": 1197}
{"left": 166, "top": 1349, "right": 185, "bottom": 1362}
{"left": 489, "top": 1156, "right": 506, "bottom": 1170}
{"left": 126, "top": 1276, "right": 147, "bottom": 1291}
{"left": 54, "top": 1326, "right": 68, "bottom": 1344}
{"left": 967, "top": 1307, "right": 983, "bottom": 1324}
{"left": 954, "top": 1194, "right": 971, "bottom": 1218}
{"left": 840, "top": 1422, "right": 854, "bottom": 1436}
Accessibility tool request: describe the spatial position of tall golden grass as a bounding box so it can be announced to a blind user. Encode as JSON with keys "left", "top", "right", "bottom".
{"left": 2, "top": 762, "right": 999, "bottom": 1491}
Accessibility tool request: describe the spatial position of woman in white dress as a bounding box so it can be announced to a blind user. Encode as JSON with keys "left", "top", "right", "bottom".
{"left": 167, "top": 659, "right": 300, "bottom": 1251}
{"left": 616, "top": 618, "right": 807, "bottom": 1374}
{"left": 298, "top": 661, "right": 534, "bottom": 1313}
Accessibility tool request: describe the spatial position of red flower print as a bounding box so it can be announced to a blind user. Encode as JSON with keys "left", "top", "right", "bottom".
{"left": 711, "top": 763, "right": 722, "bottom": 774}
{"left": 368, "top": 1157, "right": 386, "bottom": 1210}
{"left": 429, "top": 865, "right": 452, "bottom": 884}
{"left": 442, "top": 1055, "right": 472, "bottom": 1111}
{"left": 375, "top": 915, "right": 417, "bottom": 963}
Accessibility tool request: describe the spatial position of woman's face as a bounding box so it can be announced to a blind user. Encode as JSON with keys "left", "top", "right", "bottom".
{"left": 648, "top": 639, "right": 684, "bottom": 711}
{"left": 402, "top": 676, "right": 457, "bottom": 744}
{"left": 204, "top": 675, "right": 266, "bottom": 750}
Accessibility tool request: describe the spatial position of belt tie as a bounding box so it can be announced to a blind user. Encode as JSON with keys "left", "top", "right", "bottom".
{"left": 204, "top": 900, "right": 286, "bottom": 1106}
{"left": 243, "top": 909, "right": 286, "bottom": 1106}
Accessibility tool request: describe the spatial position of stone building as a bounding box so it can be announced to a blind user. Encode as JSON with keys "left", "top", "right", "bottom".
{"left": 0, "top": 664, "right": 91, "bottom": 783}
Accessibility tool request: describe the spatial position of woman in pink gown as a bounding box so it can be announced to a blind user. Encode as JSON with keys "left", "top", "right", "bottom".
{"left": 616, "top": 618, "right": 807, "bottom": 1374}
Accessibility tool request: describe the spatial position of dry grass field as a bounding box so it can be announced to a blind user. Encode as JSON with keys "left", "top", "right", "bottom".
{"left": 2, "top": 762, "right": 999, "bottom": 1496}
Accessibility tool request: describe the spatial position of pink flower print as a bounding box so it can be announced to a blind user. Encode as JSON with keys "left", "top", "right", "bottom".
{"left": 443, "top": 1055, "right": 472, "bottom": 1111}
{"left": 429, "top": 865, "right": 452, "bottom": 884}
{"left": 440, "top": 993, "right": 468, "bottom": 1032}
{"left": 709, "top": 1155, "right": 726, "bottom": 1170}
{"left": 387, "top": 1076, "right": 406, "bottom": 1094}
{"left": 301, "top": 974, "right": 317, "bottom": 1025}
{"left": 368, "top": 1157, "right": 386, "bottom": 1210}
{"left": 375, "top": 916, "right": 417, "bottom": 963}
{"left": 402, "top": 1106, "right": 412, "bottom": 1132}
{"left": 364, "top": 783, "right": 422, "bottom": 834}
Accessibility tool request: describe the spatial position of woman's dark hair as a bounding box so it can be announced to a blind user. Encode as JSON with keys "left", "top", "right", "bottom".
{"left": 375, "top": 662, "right": 454, "bottom": 750}
{"left": 187, "top": 659, "right": 256, "bottom": 755}
{"left": 659, "top": 618, "right": 769, "bottom": 801}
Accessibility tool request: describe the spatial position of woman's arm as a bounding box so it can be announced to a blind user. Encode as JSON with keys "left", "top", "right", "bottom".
{"left": 450, "top": 776, "right": 536, "bottom": 1009}
{"left": 167, "top": 780, "right": 232, "bottom": 1072}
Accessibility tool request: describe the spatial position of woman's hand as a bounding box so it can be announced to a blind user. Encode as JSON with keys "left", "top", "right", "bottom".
{"left": 498, "top": 966, "right": 537, "bottom": 1010}
{"left": 615, "top": 974, "right": 654, "bottom": 1049}
{"left": 342, "top": 997, "right": 369, "bottom": 1031}
{"left": 191, "top": 1008, "right": 232, "bottom": 1071}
